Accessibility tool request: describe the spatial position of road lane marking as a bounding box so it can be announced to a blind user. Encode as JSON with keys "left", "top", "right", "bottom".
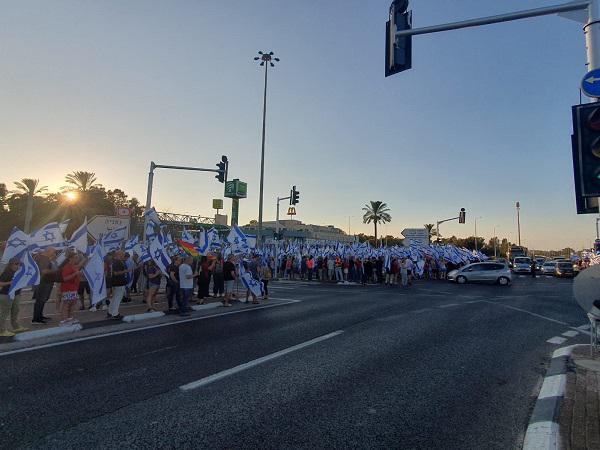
{"left": 438, "top": 303, "right": 459, "bottom": 308}
{"left": 0, "top": 299, "right": 301, "bottom": 357}
{"left": 546, "top": 336, "right": 567, "bottom": 345}
{"left": 179, "top": 330, "right": 344, "bottom": 391}
{"left": 411, "top": 308, "right": 432, "bottom": 314}
{"left": 562, "top": 330, "right": 579, "bottom": 337}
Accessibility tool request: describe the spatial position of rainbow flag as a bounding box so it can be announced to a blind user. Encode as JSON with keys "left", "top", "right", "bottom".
{"left": 177, "top": 240, "right": 199, "bottom": 257}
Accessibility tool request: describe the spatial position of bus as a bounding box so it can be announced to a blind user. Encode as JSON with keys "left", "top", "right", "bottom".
{"left": 508, "top": 245, "right": 528, "bottom": 265}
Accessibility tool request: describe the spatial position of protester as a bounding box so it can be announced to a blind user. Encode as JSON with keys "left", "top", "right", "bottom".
{"left": 400, "top": 258, "right": 409, "bottom": 287}
{"left": 32, "top": 247, "right": 57, "bottom": 324}
{"left": 245, "top": 255, "right": 260, "bottom": 304}
{"left": 123, "top": 253, "right": 134, "bottom": 303}
{"left": 131, "top": 253, "right": 142, "bottom": 294}
{"left": 0, "top": 258, "right": 28, "bottom": 337}
{"left": 59, "top": 252, "right": 85, "bottom": 326}
{"left": 222, "top": 254, "right": 236, "bottom": 307}
{"left": 306, "top": 256, "right": 314, "bottom": 281}
{"left": 197, "top": 255, "right": 215, "bottom": 303}
{"left": 77, "top": 277, "right": 90, "bottom": 310}
{"left": 212, "top": 254, "right": 225, "bottom": 298}
{"left": 107, "top": 250, "right": 128, "bottom": 319}
{"left": 166, "top": 256, "right": 181, "bottom": 311}
{"left": 178, "top": 256, "right": 197, "bottom": 316}
{"left": 259, "top": 258, "right": 272, "bottom": 300}
{"left": 145, "top": 260, "right": 161, "bottom": 312}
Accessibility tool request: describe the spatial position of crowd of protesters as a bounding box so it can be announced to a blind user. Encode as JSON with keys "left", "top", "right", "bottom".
{"left": 277, "top": 255, "right": 454, "bottom": 286}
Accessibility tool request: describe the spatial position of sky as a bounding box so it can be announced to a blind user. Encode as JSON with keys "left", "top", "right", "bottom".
{"left": 0, "top": 0, "right": 596, "bottom": 250}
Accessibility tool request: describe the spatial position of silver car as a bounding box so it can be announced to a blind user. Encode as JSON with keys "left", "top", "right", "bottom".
{"left": 447, "top": 262, "right": 512, "bottom": 285}
{"left": 541, "top": 261, "right": 557, "bottom": 275}
{"left": 512, "top": 257, "right": 533, "bottom": 274}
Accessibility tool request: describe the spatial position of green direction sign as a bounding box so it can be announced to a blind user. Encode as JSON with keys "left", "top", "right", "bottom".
{"left": 224, "top": 179, "right": 247, "bottom": 199}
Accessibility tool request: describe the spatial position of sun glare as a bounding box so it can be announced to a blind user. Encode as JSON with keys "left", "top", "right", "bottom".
{"left": 65, "top": 191, "right": 78, "bottom": 202}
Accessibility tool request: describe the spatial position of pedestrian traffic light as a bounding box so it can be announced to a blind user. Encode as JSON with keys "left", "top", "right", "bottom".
{"left": 385, "top": 0, "right": 412, "bottom": 77}
{"left": 459, "top": 208, "right": 466, "bottom": 224}
{"left": 290, "top": 186, "right": 300, "bottom": 205}
{"left": 215, "top": 155, "right": 228, "bottom": 183}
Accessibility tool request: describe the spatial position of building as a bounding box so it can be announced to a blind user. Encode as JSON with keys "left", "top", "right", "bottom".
{"left": 241, "top": 220, "right": 353, "bottom": 243}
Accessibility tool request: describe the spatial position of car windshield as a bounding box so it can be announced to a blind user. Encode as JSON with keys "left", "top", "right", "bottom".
{"left": 558, "top": 262, "right": 572, "bottom": 268}
{"left": 514, "top": 258, "right": 531, "bottom": 264}
{"left": 543, "top": 263, "right": 555, "bottom": 267}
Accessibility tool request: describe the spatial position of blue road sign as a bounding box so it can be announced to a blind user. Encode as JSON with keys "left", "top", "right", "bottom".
{"left": 581, "top": 69, "right": 600, "bottom": 98}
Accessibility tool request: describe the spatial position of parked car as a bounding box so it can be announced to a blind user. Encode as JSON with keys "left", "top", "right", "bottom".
{"left": 555, "top": 261, "right": 575, "bottom": 278}
{"left": 447, "top": 262, "right": 512, "bottom": 285}
{"left": 541, "top": 261, "right": 557, "bottom": 276}
{"left": 512, "top": 257, "right": 532, "bottom": 274}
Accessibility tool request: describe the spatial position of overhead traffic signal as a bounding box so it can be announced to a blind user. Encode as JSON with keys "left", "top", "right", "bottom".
{"left": 290, "top": 185, "right": 300, "bottom": 205}
{"left": 215, "top": 155, "right": 228, "bottom": 183}
{"left": 385, "top": 0, "right": 412, "bottom": 77}
{"left": 459, "top": 208, "right": 466, "bottom": 224}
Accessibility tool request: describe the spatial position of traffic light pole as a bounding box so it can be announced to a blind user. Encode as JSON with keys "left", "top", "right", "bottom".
{"left": 144, "top": 161, "right": 226, "bottom": 240}
{"left": 274, "top": 195, "right": 291, "bottom": 279}
{"left": 435, "top": 216, "right": 460, "bottom": 243}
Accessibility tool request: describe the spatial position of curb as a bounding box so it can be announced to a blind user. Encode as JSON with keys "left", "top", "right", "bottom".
{"left": 191, "top": 303, "right": 220, "bottom": 312}
{"left": 14, "top": 323, "right": 83, "bottom": 342}
{"left": 522, "top": 344, "right": 585, "bottom": 450}
{"left": 122, "top": 311, "right": 165, "bottom": 323}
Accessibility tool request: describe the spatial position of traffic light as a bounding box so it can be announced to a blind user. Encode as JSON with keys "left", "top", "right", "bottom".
{"left": 458, "top": 208, "right": 466, "bottom": 224}
{"left": 215, "top": 155, "right": 228, "bottom": 183}
{"left": 385, "top": 0, "right": 412, "bottom": 77}
{"left": 572, "top": 105, "right": 600, "bottom": 214}
{"left": 595, "top": 239, "right": 600, "bottom": 254}
{"left": 290, "top": 185, "right": 300, "bottom": 205}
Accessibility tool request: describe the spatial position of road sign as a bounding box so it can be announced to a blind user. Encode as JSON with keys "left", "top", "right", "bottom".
{"left": 573, "top": 264, "right": 600, "bottom": 316}
{"left": 116, "top": 207, "right": 130, "bottom": 217}
{"left": 401, "top": 227, "right": 429, "bottom": 244}
{"left": 212, "top": 199, "right": 223, "bottom": 210}
{"left": 287, "top": 207, "right": 297, "bottom": 216}
{"left": 581, "top": 69, "right": 600, "bottom": 98}
{"left": 88, "top": 215, "right": 130, "bottom": 241}
{"left": 224, "top": 179, "right": 248, "bottom": 199}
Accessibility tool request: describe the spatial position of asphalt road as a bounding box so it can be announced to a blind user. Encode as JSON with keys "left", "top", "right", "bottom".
{"left": 0, "top": 275, "right": 588, "bottom": 449}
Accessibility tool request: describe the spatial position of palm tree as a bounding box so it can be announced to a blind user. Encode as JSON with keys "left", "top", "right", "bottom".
{"left": 65, "top": 171, "right": 98, "bottom": 192}
{"left": 13, "top": 178, "right": 48, "bottom": 233}
{"left": 362, "top": 201, "right": 391, "bottom": 243}
{"left": 424, "top": 223, "right": 436, "bottom": 244}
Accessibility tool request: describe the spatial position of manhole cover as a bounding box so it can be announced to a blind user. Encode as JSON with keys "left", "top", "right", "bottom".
{"left": 574, "top": 359, "right": 600, "bottom": 372}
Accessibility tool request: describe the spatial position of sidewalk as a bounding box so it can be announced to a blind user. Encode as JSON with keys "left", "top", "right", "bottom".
{"left": 0, "top": 282, "right": 252, "bottom": 343}
{"left": 559, "top": 345, "right": 600, "bottom": 450}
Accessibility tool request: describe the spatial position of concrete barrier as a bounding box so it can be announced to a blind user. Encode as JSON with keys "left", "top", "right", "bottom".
{"left": 122, "top": 311, "right": 165, "bottom": 323}
{"left": 14, "top": 323, "right": 82, "bottom": 341}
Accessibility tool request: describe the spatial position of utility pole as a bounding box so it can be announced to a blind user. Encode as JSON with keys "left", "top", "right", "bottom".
{"left": 254, "top": 51, "right": 279, "bottom": 248}
{"left": 474, "top": 216, "right": 483, "bottom": 252}
{"left": 274, "top": 193, "right": 291, "bottom": 279}
{"left": 516, "top": 201, "right": 521, "bottom": 246}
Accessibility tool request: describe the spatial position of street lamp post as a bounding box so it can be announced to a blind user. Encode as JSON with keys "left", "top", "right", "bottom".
{"left": 516, "top": 201, "right": 521, "bottom": 246}
{"left": 254, "top": 51, "right": 279, "bottom": 248}
{"left": 474, "top": 216, "right": 483, "bottom": 252}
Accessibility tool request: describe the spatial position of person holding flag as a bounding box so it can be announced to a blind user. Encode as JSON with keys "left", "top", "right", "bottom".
{"left": 59, "top": 252, "right": 86, "bottom": 326}
{"left": 0, "top": 258, "right": 29, "bottom": 337}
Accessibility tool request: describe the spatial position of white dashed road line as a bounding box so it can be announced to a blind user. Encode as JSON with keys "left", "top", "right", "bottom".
{"left": 546, "top": 336, "right": 567, "bottom": 345}
{"left": 179, "top": 330, "right": 344, "bottom": 391}
{"left": 561, "top": 330, "right": 579, "bottom": 338}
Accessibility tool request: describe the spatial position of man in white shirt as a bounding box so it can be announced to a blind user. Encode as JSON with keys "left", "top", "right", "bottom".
{"left": 178, "top": 256, "right": 196, "bottom": 317}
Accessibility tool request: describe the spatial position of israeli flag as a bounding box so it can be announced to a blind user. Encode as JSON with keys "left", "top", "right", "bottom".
{"left": 30, "top": 222, "right": 65, "bottom": 250}
{"left": 1, "top": 227, "right": 30, "bottom": 264}
{"left": 181, "top": 228, "right": 194, "bottom": 244}
{"left": 207, "top": 228, "right": 221, "bottom": 249}
{"left": 143, "top": 207, "right": 162, "bottom": 226}
{"left": 239, "top": 261, "right": 263, "bottom": 298}
{"left": 139, "top": 244, "right": 152, "bottom": 263}
{"left": 103, "top": 226, "right": 128, "bottom": 244}
{"left": 59, "top": 219, "right": 71, "bottom": 234}
{"left": 226, "top": 225, "right": 249, "bottom": 254}
{"left": 149, "top": 233, "right": 172, "bottom": 274}
{"left": 125, "top": 235, "right": 139, "bottom": 254}
{"left": 196, "top": 229, "right": 209, "bottom": 256}
{"left": 83, "top": 245, "right": 107, "bottom": 306}
{"left": 9, "top": 251, "right": 41, "bottom": 300}
{"left": 55, "top": 250, "right": 67, "bottom": 267}
{"left": 68, "top": 218, "right": 88, "bottom": 254}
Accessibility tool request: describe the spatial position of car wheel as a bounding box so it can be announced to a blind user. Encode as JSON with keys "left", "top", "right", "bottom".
{"left": 498, "top": 276, "right": 510, "bottom": 286}
{"left": 456, "top": 275, "right": 467, "bottom": 284}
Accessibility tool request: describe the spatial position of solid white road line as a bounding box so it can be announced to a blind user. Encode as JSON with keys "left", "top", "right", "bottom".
{"left": 179, "top": 330, "right": 344, "bottom": 391}
{"left": 0, "top": 299, "right": 300, "bottom": 357}
{"left": 546, "top": 336, "right": 568, "bottom": 345}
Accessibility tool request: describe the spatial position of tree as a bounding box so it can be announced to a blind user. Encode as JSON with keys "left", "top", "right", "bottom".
{"left": 362, "top": 201, "right": 391, "bottom": 242}
{"left": 12, "top": 178, "right": 47, "bottom": 233}
{"left": 65, "top": 171, "right": 98, "bottom": 192}
{"left": 424, "top": 223, "right": 436, "bottom": 244}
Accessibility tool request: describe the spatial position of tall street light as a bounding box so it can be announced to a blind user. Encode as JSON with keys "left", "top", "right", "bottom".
{"left": 474, "top": 216, "right": 483, "bottom": 252}
{"left": 516, "top": 201, "right": 521, "bottom": 246}
{"left": 254, "top": 51, "right": 279, "bottom": 247}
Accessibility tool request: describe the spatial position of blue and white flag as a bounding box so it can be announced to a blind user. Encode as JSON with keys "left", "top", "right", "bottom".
{"left": 196, "top": 229, "right": 209, "bottom": 256}
{"left": 58, "top": 219, "right": 71, "bottom": 235}
{"left": 239, "top": 261, "right": 263, "bottom": 298}
{"left": 30, "top": 222, "right": 64, "bottom": 250}
{"left": 145, "top": 222, "right": 157, "bottom": 241}
{"left": 245, "top": 234, "right": 257, "bottom": 250}
{"left": 9, "top": 251, "right": 41, "bottom": 300}
{"left": 149, "top": 233, "right": 171, "bottom": 274}
{"left": 125, "top": 235, "right": 139, "bottom": 254}
{"left": 207, "top": 228, "right": 221, "bottom": 249}
{"left": 68, "top": 218, "right": 88, "bottom": 254}
{"left": 139, "top": 244, "right": 152, "bottom": 263}
{"left": 181, "top": 228, "right": 194, "bottom": 244}
{"left": 226, "top": 225, "right": 248, "bottom": 254}
{"left": 1, "top": 227, "right": 30, "bottom": 264}
{"left": 143, "top": 207, "right": 162, "bottom": 226}
{"left": 102, "top": 226, "right": 128, "bottom": 244}
{"left": 83, "top": 245, "right": 107, "bottom": 306}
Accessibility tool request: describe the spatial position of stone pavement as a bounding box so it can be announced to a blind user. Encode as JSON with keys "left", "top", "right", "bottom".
{"left": 559, "top": 346, "right": 600, "bottom": 450}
